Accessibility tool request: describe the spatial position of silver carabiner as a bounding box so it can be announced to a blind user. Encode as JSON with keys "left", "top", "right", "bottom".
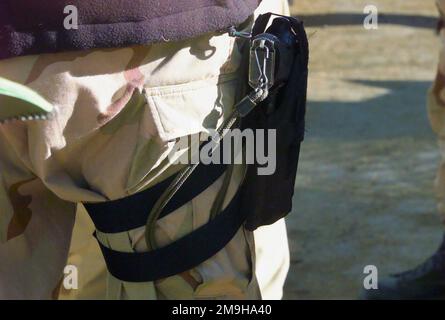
{"left": 249, "top": 35, "right": 276, "bottom": 93}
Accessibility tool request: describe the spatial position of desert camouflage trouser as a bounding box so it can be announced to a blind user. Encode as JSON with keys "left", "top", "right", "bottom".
{"left": 427, "top": 0, "right": 445, "bottom": 224}
{"left": 0, "top": 0, "right": 290, "bottom": 300}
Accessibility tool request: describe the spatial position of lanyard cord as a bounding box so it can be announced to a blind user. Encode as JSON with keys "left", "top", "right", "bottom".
{"left": 144, "top": 88, "right": 266, "bottom": 250}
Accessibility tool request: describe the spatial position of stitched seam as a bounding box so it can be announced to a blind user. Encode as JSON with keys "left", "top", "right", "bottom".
{"left": 144, "top": 73, "right": 239, "bottom": 97}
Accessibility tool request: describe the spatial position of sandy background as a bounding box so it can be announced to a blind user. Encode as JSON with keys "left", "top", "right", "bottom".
{"left": 284, "top": 0, "right": 443, "bottom": 299}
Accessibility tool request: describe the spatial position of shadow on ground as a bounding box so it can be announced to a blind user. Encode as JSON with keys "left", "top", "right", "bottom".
{"left": 284, "top": 79, "right": 443, "bottom": 299}
{"left": 307, "top": 80, "right": 434, "bottom": 140}
{"left": 298, "top": 13, "right": 437, "bottom": 29}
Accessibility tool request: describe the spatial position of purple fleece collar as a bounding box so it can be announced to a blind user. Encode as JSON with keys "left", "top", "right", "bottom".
{"left": 0, "top": 0, "right": 261, "bottom": 60}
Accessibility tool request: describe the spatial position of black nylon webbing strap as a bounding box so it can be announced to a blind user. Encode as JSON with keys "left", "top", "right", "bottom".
{"left": 84, "top": 134, "right": 240, "bottom": 282}
{"left": 95, "top": 191, "right": 247, "bottom": 282}
{"left": 84, "top": 162, "right": 227, "bottom": 234}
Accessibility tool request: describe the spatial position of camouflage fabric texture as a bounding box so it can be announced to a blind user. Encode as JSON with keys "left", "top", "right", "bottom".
{"left": 0, "top": 0, "right": 290, "bottom": 300}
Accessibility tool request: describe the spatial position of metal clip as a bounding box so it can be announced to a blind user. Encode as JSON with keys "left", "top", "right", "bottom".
{"left": 228, "top": 26, "right": 252, "bottom": 39}
{"left": 249, "top": 35, "right": 276, "bottom": 96}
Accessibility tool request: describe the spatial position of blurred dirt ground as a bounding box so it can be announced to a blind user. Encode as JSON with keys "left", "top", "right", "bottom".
{"left": 284, "top": 0, "right": 444, "bottom": 299}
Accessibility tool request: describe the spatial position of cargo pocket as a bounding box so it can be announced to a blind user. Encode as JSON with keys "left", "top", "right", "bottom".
{"left": 143, "top": 76, "right": 241, "bottom": 144}
{"left": 126, "top": 76, "right": 242, "bottom": 193}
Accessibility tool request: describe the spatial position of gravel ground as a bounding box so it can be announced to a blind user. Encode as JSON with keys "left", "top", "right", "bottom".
{"left": 284, "top": 0, "right": 444, "bottom": 299}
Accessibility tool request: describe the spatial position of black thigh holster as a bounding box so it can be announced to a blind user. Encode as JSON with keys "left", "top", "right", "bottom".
{"left": 241, "top": 13, "right": 309, "bottom": 230}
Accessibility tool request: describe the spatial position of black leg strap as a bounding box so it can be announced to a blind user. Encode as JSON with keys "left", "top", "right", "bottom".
{"left": 94, "top": 191, "right": 246, "bottom": 282}
{"left": 84, "top": 162, "right": 227, "bottom": 234}
{"left": 83, "top": 137, "right": 243, "bottom": 282}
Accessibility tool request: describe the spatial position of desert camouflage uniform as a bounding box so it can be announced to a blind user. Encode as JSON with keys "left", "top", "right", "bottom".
{"left": 0, "top": 0, "right": 291, "bottom": 300}
{"left": 428, "top": 0, "right": 445, "bottom": 224}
